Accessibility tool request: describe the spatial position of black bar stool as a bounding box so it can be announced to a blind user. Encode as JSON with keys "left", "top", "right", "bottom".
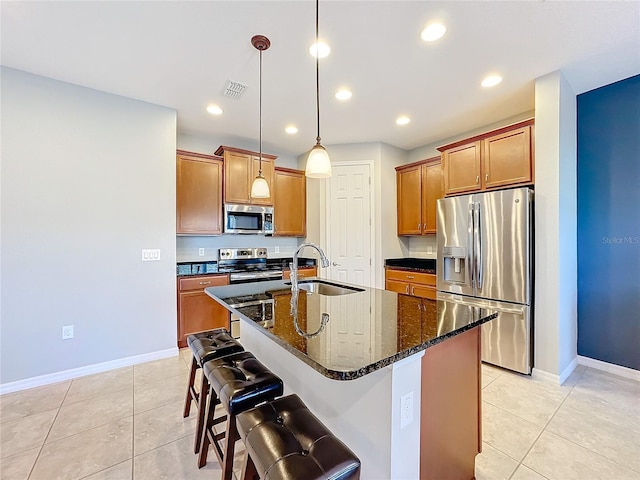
{"left": 236, "top": 394, "right": 361, "bottom": 480}
{"left": 198, "top": 351, "right": 284, "bottom": 480}
{"left": 183, "top": 329, "right": 244, "bottom": 454}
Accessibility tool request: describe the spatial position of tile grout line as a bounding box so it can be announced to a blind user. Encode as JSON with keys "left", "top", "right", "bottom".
{"left": 537, "top": 368, "right": 640, "bottom": 475}
{"left": 506, "top": 366, "right": 589, "bottom": 480}
{"left": 27, "top": 380, "right": 73, "bottom": 480}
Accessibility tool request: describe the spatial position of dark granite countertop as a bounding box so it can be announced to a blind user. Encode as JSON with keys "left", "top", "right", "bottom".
{"left": 205, "top": 279, "right": 497, "bottom": 381}
{"left": 385, "top": 257, "right": 436, "bottom": 274}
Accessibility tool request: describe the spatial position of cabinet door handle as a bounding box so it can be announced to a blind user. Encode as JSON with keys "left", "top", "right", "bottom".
{"left": 199, "top": 281, "right": 211, "bottom": 285}
{"left": 476, "top": 175, "right": 480, "bottom": 184}
{"left": 418, "top": 223, "right": 421, "bottom": 231}
{"left": 405, "top": 285, "right": 409, "bottom": 294}
{"left": 411, "top": 285, "right": 415, "bottom": 295}
{"left": 485, "top": 173, "right": 489, "bottom": 182}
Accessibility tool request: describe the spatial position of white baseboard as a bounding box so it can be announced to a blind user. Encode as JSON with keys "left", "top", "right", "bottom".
{"left": 532, "top": 357, "right": 578, "bottom": 385}
{"left": 577, "top": 355, "right": 640, "bottom": 382}
{"left": 532, "top": 367, "right": 562, "bottom": 384}
{"left": 533, "top": 356, "right": 640, "bottom": 385}
{"left": 0, "top": 347, "right": 179, "bottom": 395}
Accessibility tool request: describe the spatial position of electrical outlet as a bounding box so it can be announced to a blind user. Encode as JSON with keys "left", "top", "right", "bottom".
{"left": 62, "top": 325, "right": 74, "bottom": 340}
{"left": 400, "top": 391, "right": 413, "bottom": 429}
{"left": 141, "top": 249, "right": 161, "bottom": 261}
{"left": 198, "top": 248, "right": 205, "bottom": 256}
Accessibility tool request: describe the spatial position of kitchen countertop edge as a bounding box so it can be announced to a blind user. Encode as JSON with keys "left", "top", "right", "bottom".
{"left": 206, "top": 285, "right": 498, "bottom": 381}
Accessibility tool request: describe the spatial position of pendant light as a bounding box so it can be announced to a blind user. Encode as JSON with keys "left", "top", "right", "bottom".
{"left": 305, "top": 0, "right": 332, "bottom": 178}
{"left": 250, "top": 35, "right": 271, "bottom": 198}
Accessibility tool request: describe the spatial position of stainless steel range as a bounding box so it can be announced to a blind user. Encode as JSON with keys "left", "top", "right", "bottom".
{"left": 218, "top": 247, "right": 280, "bottom": 338}
{"left": 218, "top": 248, "right": 283, "bottom": 284}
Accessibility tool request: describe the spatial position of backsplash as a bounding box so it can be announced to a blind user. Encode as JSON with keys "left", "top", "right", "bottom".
{"left": 408, "top": 235, "right": 437, "bottom": 259}
{"left": 176, "top": 235, "right": 299, "bottom": 262}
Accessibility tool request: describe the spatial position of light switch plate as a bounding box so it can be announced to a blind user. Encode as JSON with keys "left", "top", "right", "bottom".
{"left": 141, "top": 249, "right": 161, "bottom": 261}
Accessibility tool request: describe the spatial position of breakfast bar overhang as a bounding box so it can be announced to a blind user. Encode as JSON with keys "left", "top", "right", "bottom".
{"left": 206, "top": 279, "right": 498, "bottom": 479}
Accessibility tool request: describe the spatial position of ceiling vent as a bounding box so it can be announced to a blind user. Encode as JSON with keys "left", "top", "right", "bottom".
{"left": 223, "top": 80, "right": 248, "bottom": 99}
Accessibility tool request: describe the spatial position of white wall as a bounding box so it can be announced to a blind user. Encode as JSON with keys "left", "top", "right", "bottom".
{"left": 1, "top": 67, "right": 177, "bottom": 386}
{"left": 534, "top": 71, "right": 578, "bottom": 379}
{"left": 176, "top": 132, "right": 300, "bottom": 261}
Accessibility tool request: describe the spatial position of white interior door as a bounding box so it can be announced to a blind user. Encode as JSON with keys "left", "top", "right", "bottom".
{"left": 327, "top": 163, "right": 373, "bottom": 287}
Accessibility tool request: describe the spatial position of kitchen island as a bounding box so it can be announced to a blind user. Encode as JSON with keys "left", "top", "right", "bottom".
{"left": 206, "top": 279, "right": 497, "bottom": 480}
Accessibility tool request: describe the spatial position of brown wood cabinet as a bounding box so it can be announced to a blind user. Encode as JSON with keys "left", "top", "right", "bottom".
{"left": 274, "top": 167, "right": 306, "bottom": 236}
{"left": 176, "top": 151, "right": 223, "bottom": 235}
{"left": 385, "top": 268, "right": 437, "bottom": 300}
{"left": 177, "top": 274, "right": 230, "bottom": 348}
{"left": 283, "top": 266, "right": 318, "bottom": 280}
{"left": 396, "top": 156, "right": 443, "bottom": 235}
{"left": 215, "top": 145, "right": 276, "bottom": 206}
{"left": 441, "top": 142, "right": 482, "bottom": 195}
{"left": 439, "top": 119, "right": 534, "bottom": 196}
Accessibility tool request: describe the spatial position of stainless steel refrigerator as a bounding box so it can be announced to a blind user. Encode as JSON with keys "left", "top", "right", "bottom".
{"left": 436, "top": 187, "right": 533, "bottom": 374}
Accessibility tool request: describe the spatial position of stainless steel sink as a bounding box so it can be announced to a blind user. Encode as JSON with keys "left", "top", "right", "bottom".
{"left": 286, "top": 280, "right": 364, "bottom": 296}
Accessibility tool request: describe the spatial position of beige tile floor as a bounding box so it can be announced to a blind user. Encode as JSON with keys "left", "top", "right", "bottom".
{"left": 1, "top": 349, "right": 639, "bottom": 480}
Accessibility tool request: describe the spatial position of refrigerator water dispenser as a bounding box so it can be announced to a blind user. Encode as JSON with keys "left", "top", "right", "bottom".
{"left": 442, "top": 246, "right": 467, "bottom": 284}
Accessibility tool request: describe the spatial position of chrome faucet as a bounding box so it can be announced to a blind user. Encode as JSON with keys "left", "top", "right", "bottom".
{"left": 289, "top": 242, "right": 330, "bottom": 293}
{"left": 289, "top": 243, "right": 329, "bottom": 319}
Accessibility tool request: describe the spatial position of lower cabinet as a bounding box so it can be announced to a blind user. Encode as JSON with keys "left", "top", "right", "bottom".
{"left": 177, "top": 274, "right": 230, "bottom": 348}
{"left": 385, "top": 268, "right": 436, "bottom": 300}
{"left": 283, "top": 266, "right": 318, "bottom": 280}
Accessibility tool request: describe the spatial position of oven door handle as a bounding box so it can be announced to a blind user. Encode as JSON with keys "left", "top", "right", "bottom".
{"left": 229, "top": 270, "right": 283, "bottom": 282}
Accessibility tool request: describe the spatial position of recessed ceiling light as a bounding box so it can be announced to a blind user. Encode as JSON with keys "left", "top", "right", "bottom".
{"left": 481, "top": 75, "right": 503, "bottom": 88}
{"left": 396, "top": 116, "right": 411, "bottom": 126}
{"left": 421, "top": 23, "right": 447, "bottom": 42}
{"left": 309, "top": 41, "right": 330, "bottom": 58}
{"left": 285, "top": 125, "right": 298, "bottom": 134}
{"left": 206, "top": 104, "right": 223, "bottom": 115}
{"left": 335, "top": 89, "right": 352, "bottom": 101}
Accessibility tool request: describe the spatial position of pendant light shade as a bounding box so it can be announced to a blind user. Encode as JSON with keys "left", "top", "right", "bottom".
{"left": 305, "top": 0, "right": 332, "bottom": 179}
{"left": 251, "top": 35, "right": 271, "bottom": 199}
{"left": 251, "top": 172, "right": 270, "bottom": 198}
{"left": 306, "top": 143, "right": 332, "bottom": 178}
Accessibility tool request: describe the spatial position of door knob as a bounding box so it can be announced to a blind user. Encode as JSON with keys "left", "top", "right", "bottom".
{"left": 331, "top": 262, "right": 341, "bottom": 267}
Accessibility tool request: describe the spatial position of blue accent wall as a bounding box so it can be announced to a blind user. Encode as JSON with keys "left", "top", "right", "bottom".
{"left": 577, "top": 74, "right": 640, "bottom": 370}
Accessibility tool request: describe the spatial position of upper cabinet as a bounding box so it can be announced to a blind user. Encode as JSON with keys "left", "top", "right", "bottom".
{"left": 214, "top": 145, "right": 276, "bottom": 206}
{"left": 176, "top": 151, "right": 223, "bottom": 235}
{"left": 396, "top": 156, "right": 443, "bottom": 235}
{"left": 274, "top": 167, "right": 307, "bottom": 237}
{"left": 438, "top": 119, "right": 534, "bottom": 196}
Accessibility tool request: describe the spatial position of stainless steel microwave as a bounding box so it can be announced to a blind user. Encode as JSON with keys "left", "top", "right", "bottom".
{"left": 224, "top": 204, "right": 274, "bottom": 235}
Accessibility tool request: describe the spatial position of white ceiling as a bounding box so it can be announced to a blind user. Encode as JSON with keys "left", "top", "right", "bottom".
{"left": 2, "top": 1, "right": 639, "bottom": 157}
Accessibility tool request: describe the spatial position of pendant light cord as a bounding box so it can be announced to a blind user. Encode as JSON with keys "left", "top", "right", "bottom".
{"left": 259, "top": 48, "right": 263, "bottom": 175}
{"left": 315, "top": 0, "right": 321, "bottom": 144}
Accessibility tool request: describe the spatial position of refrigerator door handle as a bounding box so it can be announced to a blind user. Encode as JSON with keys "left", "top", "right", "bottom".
{"left": 468, "top": 203, "right": 475, "bottom": 288}
{"left": 475, "top": 201, "right": 483, "bottom": 289}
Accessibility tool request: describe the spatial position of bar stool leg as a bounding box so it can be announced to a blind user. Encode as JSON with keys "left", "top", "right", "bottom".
{"left": 222, "top": 415, "right": 240, "bottom": 480}
{"left": 197, "top": 385, "right": 215, "bottom": 468}
{"left": 193, "top": 371, "right": 209, "bottom": 454}
{"left": 240, "top": 453, "right": 259, "bottom": 480}
{"left": 183, "top": 356, "right": 198, "bottom": 418}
